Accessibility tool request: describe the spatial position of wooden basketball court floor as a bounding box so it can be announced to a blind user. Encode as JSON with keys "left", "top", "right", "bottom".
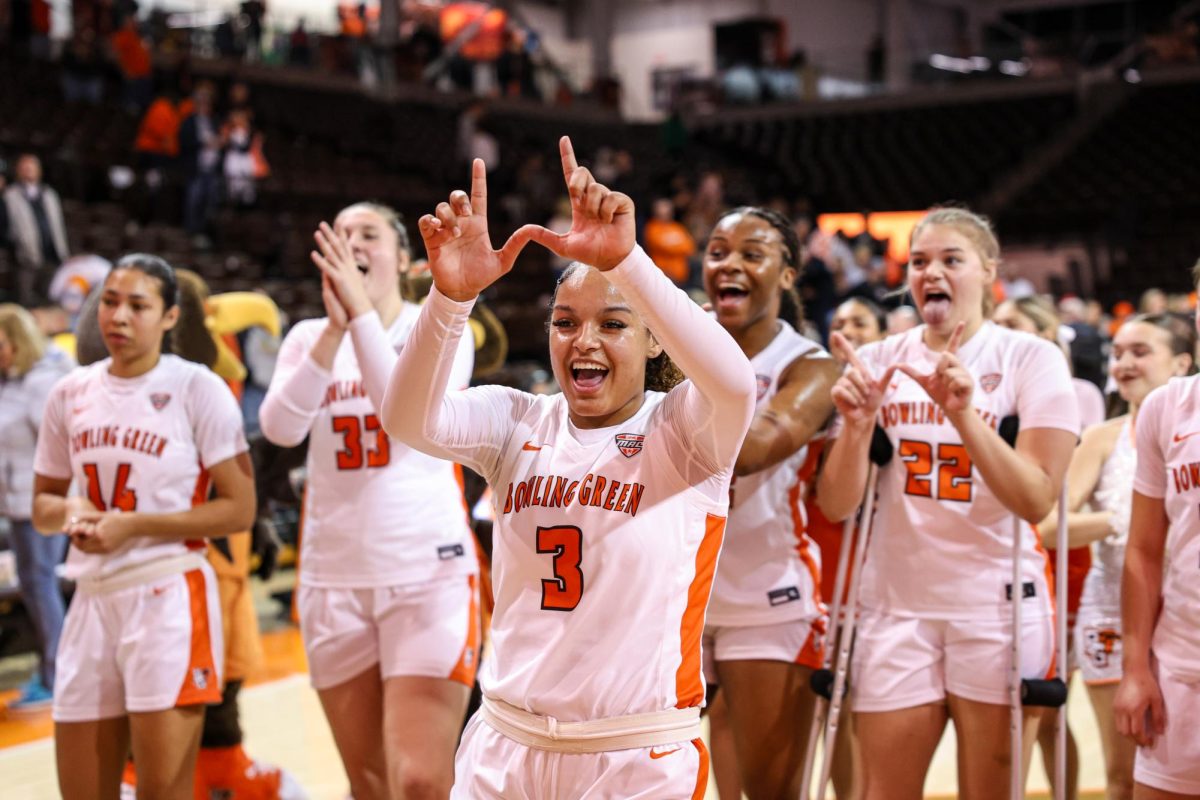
{"left": 1, "top": 616, "right": 1111, "bottom": 799}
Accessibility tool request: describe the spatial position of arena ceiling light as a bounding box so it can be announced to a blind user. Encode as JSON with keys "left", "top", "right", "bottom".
{"left": 928, "top": 53, "right": 992, "bottom": 73}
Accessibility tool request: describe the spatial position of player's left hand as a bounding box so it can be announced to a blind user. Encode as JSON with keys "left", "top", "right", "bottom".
{"left": 511, "top": 136, "right": 636, "bottom": 271}
{"left": 894, "top": 322, "right": 974, "bottom": 417}
{"left": 67, "top": 511, "right": 137, "bottom": 555}
{"left": 312, "top": 222, "right": 373, "bottom": 320}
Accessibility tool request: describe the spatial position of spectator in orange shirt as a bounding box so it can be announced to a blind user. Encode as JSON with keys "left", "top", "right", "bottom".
{"left": 110, "top": 16, "right": 154, "bottom": 112}
{"left": 643, "top": 198, "right": 696, "bottom": 285}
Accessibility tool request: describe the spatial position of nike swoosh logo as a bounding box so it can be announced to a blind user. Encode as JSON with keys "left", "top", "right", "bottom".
{"left": 649, "top": 747, "right": 681, "bottom": 760}
{"left": 1174, "top": 431, "right": 1200, "bottom": 443}
{"left": 522, "top": 441, "right": 545, "bottom": 451}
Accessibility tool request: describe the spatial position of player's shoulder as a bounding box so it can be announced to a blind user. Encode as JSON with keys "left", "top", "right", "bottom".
{"left": 1144, "top": 374, "right": 1199, "bottom": 418}
{"left": 859, "top": 324, "right": 919, "bottom": 363}
{"left": 282, "top": 317, "right": 327, "bottom": 345}
{"left": 1080, "top": 414, "right": 1124, "bottom": 451}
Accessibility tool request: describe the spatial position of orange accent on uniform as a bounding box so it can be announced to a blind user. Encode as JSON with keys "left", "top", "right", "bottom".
{"left": 185, "top": 462, "right": 213, "bottom": 551}
{"left": 675, "top": 514, "right": 726, "bottom": 709}
{"left": 175, "top": 570, "right": 222, "bottom": 707}
{"left": 448, "top": 575, "right": 482, "bottom": 687}
{"left": 1045, "top": 546, "right": 1092, "bottom": 621}
{"left": 1029, "top": 523, "right": 1060, "bottom": 680}
{"left": 690, "top": 738, "right": 711, "bottom": 800}
{"left": 454, "top": 463, "right": 495, "bottom": 621}
{"left": 789, "top": 465, "right": 827, "bottom": 668}
{"left": 800, "top": 439, "right": 856, "bottom": 605}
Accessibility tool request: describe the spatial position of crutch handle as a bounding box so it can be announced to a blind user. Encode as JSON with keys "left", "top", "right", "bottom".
{"left": 869, "top": 424, "right": 893, "bottom": 465}
{"left": 999, "top": 414, "right": 1020, "bottom": 447}
{"left": 1021, "top": 677, "right": 1068, "bottom": 707}
{"left": 810, "top": 668, "right": 835, "bottom": 701}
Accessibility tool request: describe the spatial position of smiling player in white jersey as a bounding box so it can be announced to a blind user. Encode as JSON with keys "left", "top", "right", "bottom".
{"left": 33, "top": 254, "right": 255, "bottom": 800}
{"left": 818, "top": 207, "right": 1079, "bottom": 800}
{"left": 1115, "top": 261, "right": 1200, "bottom": 799}
{"left": 259, "top": 202, "right": 478, "bottom": 800}
{"left": 700, "top": 205, "right": 838, "bottom": 799}
{"left": 326, "top": 138, "right": 756, "bottom": 798}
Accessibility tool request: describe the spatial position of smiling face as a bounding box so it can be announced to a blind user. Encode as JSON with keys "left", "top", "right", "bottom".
{"left": 333, "top": 205, "right": 408, "bottom": 310}
{"left": 549, "top": 265, "right": 662, "bottom": 429}
{"left": 702, "top": 211, "right": 796, "bottom": 334}
{"left": 1110, "top": 320, "right": 1192, "bottom": 407}
{"left": 98, "top": 268, "right": 179, "bottom": 366}
{"left": 908, "top": 223, "right": 996, "bottom": 333}
{"left": 831, "top": 299, "right": 884, "bottom": 351}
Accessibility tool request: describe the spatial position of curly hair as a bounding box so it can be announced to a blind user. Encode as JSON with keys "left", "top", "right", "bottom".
{"left": 551, "top": 263, "right": 685, "bottom": 393}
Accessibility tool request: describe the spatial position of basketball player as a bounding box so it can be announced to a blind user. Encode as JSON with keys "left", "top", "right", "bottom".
{"left": 259, "top": 202, "right": 478, "bottom": 800}
{"left": 700, "top": 206, "right": 839, "bottom": 798}
{"left": 1044, "top": 314, "right": 1195, "bottom": 800}
{"left": 32, "top": 254, "right": 256, "bottom": 799}
{"left": 357, "top": 138, "right": 755, "bottom": 797}
{"left": 1114, "top": 263, "right": 1200, "bottom": 799}
{"left": 818, "top": 208, "right": 1079, "bottom": 800}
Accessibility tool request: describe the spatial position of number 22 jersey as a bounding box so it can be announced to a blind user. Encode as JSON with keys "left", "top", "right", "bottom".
{"left": 851, "top": 322, "right": 1079, "bottom": 619}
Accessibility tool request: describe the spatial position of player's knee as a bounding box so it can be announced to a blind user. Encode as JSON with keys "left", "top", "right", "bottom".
{"left": 391, "top": 762, "right": 451, "bottom": 800}
{"left": 1106, "top": 764, "right": 1134, "bottom": 800}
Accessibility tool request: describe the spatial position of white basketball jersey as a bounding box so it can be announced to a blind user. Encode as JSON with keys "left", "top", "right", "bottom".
{"left": 707, "top": 321, "right": 829, "bottom": 626}
{"left": 274, "top": 308, "right": 477, "bottom": 588}
{"left": 1133, "top": 374, "right": 1200, "bottom": 682}
{"left": 853, "top": 323, "right": 1079, "bottom": 619}
{"left": 482, "top": 390, "right": 729, "bottom": 722}
{"left": 34, "top": 355, "right": 248, "bottom": 580}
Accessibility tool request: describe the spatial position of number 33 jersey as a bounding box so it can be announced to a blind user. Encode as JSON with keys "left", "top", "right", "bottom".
{"left": 852, "top": 322, "right": 1079, "bottom": 619}
{"left": 267, "top": 309, "right": 477, "bottom": 589}
{"left": 34, "top": 355, "right": 249, "bottom": 580}
{"left": 477, "top": 388, "right": 729, "bottom": 723}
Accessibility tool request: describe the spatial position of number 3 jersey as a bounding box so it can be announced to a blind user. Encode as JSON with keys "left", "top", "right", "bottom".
{"left": 1132, "top": 374, "right": 1200, "bottom": 683}
{"left": 260, "top": 307, "right": 477, "bottom": 589}
{"left": 706, "top": 321, "right": 831, "bottom": 627}
{"left": 851, "top": 322, "right": 1079, "bottom": 619}
{"left": 34, "top": 355, "right": 248, "bottom": 580}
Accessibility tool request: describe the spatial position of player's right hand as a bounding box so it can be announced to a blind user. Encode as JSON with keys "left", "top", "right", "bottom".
{"left": 829, "top": 331, "right": 895, "bottom": 429}
{"left": 1114, "top": 666, "right": 1166, "bottom": 747}
{"left": 417, "top": 158, "right": 530, "bottom": 302}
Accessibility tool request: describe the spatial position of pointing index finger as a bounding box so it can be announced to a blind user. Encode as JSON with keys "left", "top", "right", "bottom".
{"left": 559, "top": 135, "right": 579, "bottom": 182}
{"left": 946, "top": 321, "right": 966, "bottom": 354}
{"left": 831, "top": 331, "right": 872, "bottom": 378}
{"left": 470, "top": 158, "right": 487, "bottom": 217}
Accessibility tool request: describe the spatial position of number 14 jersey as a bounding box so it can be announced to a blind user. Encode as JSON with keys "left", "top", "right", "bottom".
{"left": 853, "top": 322, "right": 1079, "bottom": 619}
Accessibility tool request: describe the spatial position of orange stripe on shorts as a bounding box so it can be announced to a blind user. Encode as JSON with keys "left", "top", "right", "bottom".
{"left": 175, "top": 569, "right": 221, "bottom": 707}
{"left": 690, "top": 738, "right": 710, "bottom": 800}
{"left": 448, "top": 574, "right": 481, "bottom": 687}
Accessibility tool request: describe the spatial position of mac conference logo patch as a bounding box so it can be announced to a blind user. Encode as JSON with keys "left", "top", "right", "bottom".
{"left": 615, "top": 433, "right": 645, "bottom": 458}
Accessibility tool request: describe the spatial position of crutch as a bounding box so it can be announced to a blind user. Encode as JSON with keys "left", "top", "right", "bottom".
{"left": 801, "top": 426, "right": 893, "bottom": 799}
{"left": 1007, "top": 415, "right": 1068, "bottom": 800}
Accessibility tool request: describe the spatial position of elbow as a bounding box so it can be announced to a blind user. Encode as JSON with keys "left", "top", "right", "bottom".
{"left": 258, "top": 412, "right": 305, "bottom": 449}
{"left": 815, "top": 488, "right": 852, "bottom": 523}
{"left": 1019, "top": 497, "right": 1056, "bottom": 527}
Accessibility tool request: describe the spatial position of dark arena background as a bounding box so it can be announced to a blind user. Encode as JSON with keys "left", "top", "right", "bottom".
{"left": 1, "top": 0, "right": 1198, "bottom": 797}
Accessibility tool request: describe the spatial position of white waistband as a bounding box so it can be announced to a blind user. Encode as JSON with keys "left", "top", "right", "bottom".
{"left": 75, "top": 553, "right": 208, "bottom": 594}
{"left": 480, "top": 695, "right": 701, "bottom": 754}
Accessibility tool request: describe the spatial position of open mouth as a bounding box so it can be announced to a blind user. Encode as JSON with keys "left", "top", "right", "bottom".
{"left": 570, "top": 361, "right": 609, "bottom": 393}
{"left": 715, "top": 285, "right": 749, "bottom": 310}
{"left": 356, "top": 263, "right": 369, "bottom": 276}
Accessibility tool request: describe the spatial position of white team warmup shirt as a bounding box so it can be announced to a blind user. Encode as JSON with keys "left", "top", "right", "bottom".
{"left": 378, "top": 245, "right": 756, "bottom": 723}
{"left": 850, "top": 322, "right": 1080, "bottom": 619}
{"left": 1132, "top": 374, "right": 1200, "bottom": 683}
{"left": 34, "top": 354, "right": 248, "bottom": 580}
{"left": 259, "top": 304, "right": 477, "bottom": 589}
{"left": 706, "top": 320, "right": 831, "bottom": 627}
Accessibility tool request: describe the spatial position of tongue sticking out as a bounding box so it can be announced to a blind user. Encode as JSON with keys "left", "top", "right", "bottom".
{"left": 922, "top": 295, "right": 951, "bottom": 326}
{"left": 573, "top": 369, "right": 607, "bottom": 389}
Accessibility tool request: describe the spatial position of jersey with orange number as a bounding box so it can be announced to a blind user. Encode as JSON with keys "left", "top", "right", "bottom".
{"left": 271, "top": 309, "right": 477, "bottom": 589}
{"left": 33, "top": 354, "right": 248, "bottom": 580}
{"left": 848, "top": 322, "right": 1078, "bottom": 619}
